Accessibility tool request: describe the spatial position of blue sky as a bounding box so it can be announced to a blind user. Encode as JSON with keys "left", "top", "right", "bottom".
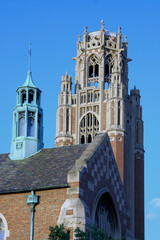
{"left": 0, "top": 0, "right": 159, "bottom": 239}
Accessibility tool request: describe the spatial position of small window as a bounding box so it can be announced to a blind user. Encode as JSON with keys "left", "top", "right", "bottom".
{"left": 95, "top": 64, "right": 99, "bottom": 77}
{"left": 36, "top": 92, "right": 40, "bottom": 106}
{"left": 95, "top": 81, "right": 99, "bottom": 87}
{"left": 89, "top": 82, "right": 93, "bottom": 87}
{"left": 88, "top": 134, "right": 92, "bottom": 143}
{"left": 19, "top": 116, "right": 25, "bottom": 137}
{"left": 38, "top": 115, "right": 41, "bottom": 140}
{"left": 81, "top": 135, "right": 85, "bottom": 144}
{"left": 27, "top": 117, "right": 34, "bottom": 137}
{"left": 89, "top": 65, "right": 93, "bottom": 78}
{"left": 29, "top": 90, "right": 34, "bottom": 105}
{"left": 21, "top": 91, "right": 26, "bottom": 104}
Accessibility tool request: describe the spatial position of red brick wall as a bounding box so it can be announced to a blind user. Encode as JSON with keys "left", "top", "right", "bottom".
{"left": 109, "top": 133, "right": 124, "bottom": 183}
{"left": 55, "top": 139, "right": 72, "bottom": 147}
{"left": 0, "top": 188, "right": 69, "bottom": 240}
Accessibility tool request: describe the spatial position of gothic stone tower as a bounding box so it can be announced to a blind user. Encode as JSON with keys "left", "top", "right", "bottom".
{"left": 55, "top": 21, "right": 144, "bottom": 240}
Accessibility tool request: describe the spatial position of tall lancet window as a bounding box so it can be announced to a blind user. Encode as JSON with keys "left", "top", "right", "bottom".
{"left": 105, "top": 54, "right": 114, "bottom": 88}
{"left": 29, "top": 90, "right": 34, "bottom": 105}
{"left": 18, "top": 112, "right": 25, "bottom": 136}
{"left": 88, "top": 55, "right": 99, "bottom": 87}
{"left": 27, "top": 112, "right": 35, "bottom": 137}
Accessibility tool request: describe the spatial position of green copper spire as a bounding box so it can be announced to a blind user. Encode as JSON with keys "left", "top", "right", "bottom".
{"left": 10, "top": 42, "right": 43, "bottom": 160}
{"left": 23, "top": 42, "right": 36, "bottom": 88}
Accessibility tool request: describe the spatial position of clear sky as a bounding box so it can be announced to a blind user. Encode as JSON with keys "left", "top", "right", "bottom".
{"left": 0, "top": 0, "right": 159, "bottom": 239}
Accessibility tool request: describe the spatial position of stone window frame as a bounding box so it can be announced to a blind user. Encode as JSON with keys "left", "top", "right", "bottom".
{"left": 88, "top": 54, "right": 100, "bottom": 87}
{"left": 0, "top": 213, "right": 9, "bottom": 240}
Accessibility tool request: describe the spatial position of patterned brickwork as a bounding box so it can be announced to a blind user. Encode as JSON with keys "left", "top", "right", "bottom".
{"left": 79, "top": 134, "right": 130, "bottom": 236}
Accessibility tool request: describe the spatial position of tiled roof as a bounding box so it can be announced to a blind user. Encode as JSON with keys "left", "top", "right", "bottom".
{"left": 0, "top": 144, "right": 87, "bottom": 194}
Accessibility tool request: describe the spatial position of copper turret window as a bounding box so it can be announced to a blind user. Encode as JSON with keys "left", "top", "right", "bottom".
{"left": 27, "top": 112, "right": 35, "bottom": 137}
{"left": 18, "top": 112, "right": 25, "bottom": 136}
{"left": 29, "top": 90, "right": 34, "bottom": 105}
{"left": 21, "top": 90, "right": 26, "bottom": 104}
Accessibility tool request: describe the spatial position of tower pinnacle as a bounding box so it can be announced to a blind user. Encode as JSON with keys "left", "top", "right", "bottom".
{"left": 101, "top": 20, "right": 104, "bottom": 30}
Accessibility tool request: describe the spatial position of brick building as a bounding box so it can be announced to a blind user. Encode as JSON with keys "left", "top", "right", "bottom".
{"left": 0, "top": 22, "right": 144, "bottom": 240}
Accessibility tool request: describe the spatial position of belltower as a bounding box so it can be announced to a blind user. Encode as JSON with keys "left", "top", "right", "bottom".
{"left": 10, "top": 45, "right": 43, "bottom": 160}
{"left": 55, "top": 21, "right": 144, "bottom": 240}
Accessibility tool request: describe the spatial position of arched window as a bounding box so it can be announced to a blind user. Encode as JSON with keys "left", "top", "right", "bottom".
{"left": 80, "top": 113, "right": 99, "bottom": 144}
{"left": 81, "top": 135, "right": 85, "bottom": 144}
{"left": 105, "top": 55, "right": 114, "bottom": 88}
{"left": 27, "top": 112, "right": 35, "bottom": 137}
{"left": 28, "top": 90, "right": 34, "bottom": 105}
{"left": 18, "top": 112, "right": 25, "bottom": 136}
{"left": 0, "top": 214, "right": 9, "bottom": 240}
{"left": 21, "top": 90, "right": 26, "bottom": 104}
{"left": 88, "top": 55, "right": 99, "bottom": 86}
{"left": 95, "top": 193, "right": 120, "bottom": 239}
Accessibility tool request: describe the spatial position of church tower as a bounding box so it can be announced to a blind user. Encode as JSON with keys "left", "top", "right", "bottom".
{"left": 10, "top": 46, "right": 43, "bottom": 160}
{"left": 55, "top": 21, "right": 144, "bottom": 240}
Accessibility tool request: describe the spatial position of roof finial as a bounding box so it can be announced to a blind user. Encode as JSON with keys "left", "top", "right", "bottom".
{"left": 84, "top": 26, "right": 87, "bottom": 34}
{"left": 125, "top": 35, "right": 127, "bottom": 43}
{"left": 101, "top": 20, "right": 104, "bottom": 30}
{"left": 28, "top": 41, "right": 31, "bottom": 72}
{"left": 118, "top": 27, "right": 121, "bottom": 34}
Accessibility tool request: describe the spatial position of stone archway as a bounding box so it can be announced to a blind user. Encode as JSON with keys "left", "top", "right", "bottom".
{"left": 92, "top": 189, "right": 121, "bottom": 239}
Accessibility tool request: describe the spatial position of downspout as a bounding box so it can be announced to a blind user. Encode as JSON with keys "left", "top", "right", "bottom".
{"left": 26, "top": 190, "right": 40, "bottom": 240}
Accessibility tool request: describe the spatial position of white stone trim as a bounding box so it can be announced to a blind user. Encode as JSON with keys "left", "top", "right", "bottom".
{"left": 0, "top": 213, "right": 9, "bottom": 239}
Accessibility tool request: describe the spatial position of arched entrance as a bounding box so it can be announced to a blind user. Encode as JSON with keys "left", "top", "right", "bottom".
{"left": 93, "top": 191, "right": 121, "bottom": 239}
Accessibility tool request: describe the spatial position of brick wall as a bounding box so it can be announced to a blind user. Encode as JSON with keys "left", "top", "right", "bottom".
{"left": 109, "top": 133, "right": 124, "bottom": 183}
{"left": 79, "top": 135, "right": 131, "bottom": 237}
{"left": 0, "top": 188, "right": 68, "bottom": 240}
